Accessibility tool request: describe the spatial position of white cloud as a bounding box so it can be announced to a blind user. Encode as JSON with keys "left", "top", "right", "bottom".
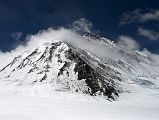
{"left": 0, "top": 18, "right": 159, "bottom": 70}
{"left": 140, "top": 10, "right": 159, "bottom": 22}
{"left": 24, "top": 27, "right": 121, "bottom": 60}
{"left": 0, "top": 25, "right": 128, "bottom": 67}
{"left": 117, "top": 35, "right": 139, "bottom": 50}
{"left": 141, "top": 48, "right": 159, "bottom": 64}
{"left": 120, "top": 9, "right": 159, "bottom": 25}
{"left": 72, "top": 18, "right": 93, "bottom": 33}
{"left": 138, "top": 27, "right": 159, "bottom": 41}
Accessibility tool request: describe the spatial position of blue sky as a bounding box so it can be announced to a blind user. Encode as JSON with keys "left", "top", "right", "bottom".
{"left": 0, "top": 0, "right": 159, "bottom": 53}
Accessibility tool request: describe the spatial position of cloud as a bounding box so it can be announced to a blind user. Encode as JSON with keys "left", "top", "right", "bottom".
{"left": 120, "top": 9, "right": 159, "bottom": 25}
{"left": 24, "top": 27, "right": 121, "bottom": 60}
{"left": 0, "top": 18, "right": 127, "bottom": 69}
{"left": 117, "top": 35, "right": 139, "bottom": 50}
{"left": 0, "top": 18, "right": 159, "bottom": 70}
{"left": 11, "top": 32, "right": 25, "bottom": 50}
{"left": 11, "top": 32, "right": 23, "bottom": 41}
{"left": 141, "top": 48, "right": 159, "bottom": 64}
{"left": 138, "top": 27, "right": 159, "bottom": 41}
{"left": 72, "top": 18, "right": 93, "bottom": 33}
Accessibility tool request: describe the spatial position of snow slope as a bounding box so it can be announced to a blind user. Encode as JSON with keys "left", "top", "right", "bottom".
{"left": 0, "top": 91, "right": 159, "bottom": 120}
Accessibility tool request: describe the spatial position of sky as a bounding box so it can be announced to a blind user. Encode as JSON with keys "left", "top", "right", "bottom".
{"left": 0, "top": 0, "right": 159, "bottom": 53}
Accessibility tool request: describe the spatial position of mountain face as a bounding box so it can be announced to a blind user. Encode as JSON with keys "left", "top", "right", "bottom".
{"left": 0, "top": 33, "right": 159, "bottom": 100}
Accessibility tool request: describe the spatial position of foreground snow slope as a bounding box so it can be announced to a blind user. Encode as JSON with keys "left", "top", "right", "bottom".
{"left": 0, "top": 91, "right": 159, "bottom": 120}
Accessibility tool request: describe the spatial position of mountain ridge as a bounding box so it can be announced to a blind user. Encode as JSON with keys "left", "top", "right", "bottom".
{"left": 0, "top": 32, "right": 159, "bottom": 101}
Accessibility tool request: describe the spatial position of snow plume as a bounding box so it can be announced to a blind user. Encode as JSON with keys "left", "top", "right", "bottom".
{"left": 117, "top": 35, "right": 139, "bottom": 50}
{"left": 24, "top": 27, "right": 121, "bottom": 60}
{"left": 0, "top": 26, "right": 122, "bottom": 67}
{"left": 0, "top": 18, "right": 113, "bottom": 63}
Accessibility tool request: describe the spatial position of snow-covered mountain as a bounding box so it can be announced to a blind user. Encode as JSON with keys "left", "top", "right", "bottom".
{"left": 0, "top": 32, "right": 159, "bottom": 100}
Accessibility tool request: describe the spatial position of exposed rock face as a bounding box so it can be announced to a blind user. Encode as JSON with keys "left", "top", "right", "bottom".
{"left": 66, "top": 48, "right": 119, "bottom": 99}
{"left": 0, "top": 40, "right": 120, "bottom": 100}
